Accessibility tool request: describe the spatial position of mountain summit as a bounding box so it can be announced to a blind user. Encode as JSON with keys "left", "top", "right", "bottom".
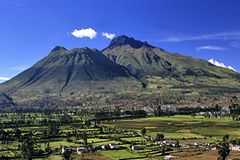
{"left": 103, "top": 35, "right": 176, "bottom": 77}
{"left": 104, "top": 35, "right": 155, "bottom": 50}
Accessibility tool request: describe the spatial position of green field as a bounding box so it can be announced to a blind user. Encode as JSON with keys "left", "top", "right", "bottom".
{"left": 98, "top": 150, "right": 141, "bottom": 160}
{"left": 0, "top": 113, "right": 239, "bottom": 160}
{"left": 105, "top": 115, "right": 240, "bottom": 141}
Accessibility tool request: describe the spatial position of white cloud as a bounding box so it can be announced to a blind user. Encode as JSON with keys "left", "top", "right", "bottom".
{"left": 208, "top": 58, "right": 237, "bottom": 72}
{"left": 163, "top": 31, "right": 240, "bottom": 42}
{"left": 71, "top": 28, "right": 97, "bottom": 39}
{"left": 0, "top": 77, "right": 10, "bottom": 81}
{"left": 196, "top": 46, "right": 226, "bottom": 51}
{"left": 102, "top": 32, "right": 116, "bottom": 40}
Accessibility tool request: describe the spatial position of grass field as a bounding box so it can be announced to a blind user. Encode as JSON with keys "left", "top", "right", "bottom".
{"left": 98, "top": 150, "right": 142, "bottom": 160}
{"left": 105, "top": 115, "right": 240, "bottom": 142}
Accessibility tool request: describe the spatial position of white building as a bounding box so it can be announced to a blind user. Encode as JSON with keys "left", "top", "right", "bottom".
{"left": 131, "top": 145, "right": 144, "bottom": 151}
{"left": 230, "top": 145, "right": 240, "bottom": 151}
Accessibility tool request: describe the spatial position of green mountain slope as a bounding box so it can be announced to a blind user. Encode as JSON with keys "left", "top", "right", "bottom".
{"left": 0, "top": 47, "right": 140, "bottom": 101}
{"left": 0, "top": 35, "right": 239, "bottom": 106}
{"left": 103, "top": 35, "right": 175, "bottom": 78}
{"left": 103, "top": 35, "right": 240, "bottom": 79}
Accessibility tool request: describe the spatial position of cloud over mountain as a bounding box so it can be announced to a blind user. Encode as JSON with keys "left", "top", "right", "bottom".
{"left": 71, "top": 28, "right": 97, "bottom": 39}
{"left": 102, "top": 32, "right": 116, "bottom": 39}
{"left": 0, "top": 77, "right": 10, "bottom": 81}
{"left": 208, "top": 58, "right": 236, "bottom": 71}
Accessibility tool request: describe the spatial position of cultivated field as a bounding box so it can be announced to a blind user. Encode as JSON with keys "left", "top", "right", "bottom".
{"left": 0, "top": 111, "right": 239, "bottom": 159}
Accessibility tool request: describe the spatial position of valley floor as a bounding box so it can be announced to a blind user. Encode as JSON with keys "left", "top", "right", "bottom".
{"left": 0, "top": 113, "right": 239, "bottom": 159}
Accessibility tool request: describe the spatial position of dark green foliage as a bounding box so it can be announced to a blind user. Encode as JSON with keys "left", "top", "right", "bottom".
{"left": 63, "top": 149, "right": 72, "bottom": 160}
{"left": 217, "top": 142, "right": 230, "bottom": 160}
{"left": 45, "top": 142, "right": 51, "bottom": 152}
{"left": 154, "top": 105, "right": 162, "bottom": 117}
{"left": 229, "top": 103, "right": 240, "bottom": 121}
{"left": 175, "top": 140, "right": 180, "bottom": 148}
{"left": 48, "top": 123, "right": 60, "bottom": 137}
{"left": 223, "top": 135, "right": 229, "bottom": 142}
{"left": 21, "top": 132, "right": 36, "bottom": 160}
{"left": 141, "top": 128, "right": 146, "bottom": 136}
{"left": 155, "top": 133, "right": 164, "bottom": 141}
{"left": 14, "top": 128, "right": 22, "bottom": 141}
{"left": 161, "top": 145, "right": 166, "bottom": 156}
{"left": 217, "top": 135, "right": 230, "bottom": 160}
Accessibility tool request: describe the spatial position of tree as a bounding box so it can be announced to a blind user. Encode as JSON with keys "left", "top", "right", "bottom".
{"left": 141, "top": 128, "right": 147, "bottom": 136}
{"left": 63, "top": 149, "right": 72, "bottom": 160}
{"left": 14, "top": 128, "right": 22, "bottom": 141}
{"left": 175, "top": 140, "right": 180, "bottom": 148}
{"left": 217, "top": 142, "right": 230, "bottom": 160}
{"left": 21, "top": 133, "right": 35, "bottom": 160}
{"left": 155, "top": 133, "right": 164, "bottom": 141}
{"left": 223, "top": 135, "right": 229, "bottom": 142}
{"left": 154, "top": 105, "right": 162, "bottom": 117}
{"left": 45, "top": 142, "right": 51, "bottom": 152}
{"left": 82, "top": 132, "right": 88, "bottom": 146}
{"left": 48, "top": 123, "right": 60, "bottom": 137}
{"left": 99, "top": 126, "right": 104, "bottom": 134}
{"left": 161, "top": 144, "right": 166, "bottom": 156}
{"left": 60, "top": 114, "right": 72, "bottom": 124}
{"left": 114, "top": 106, "right": 121, "bottom": 117}
{"left": 229, "top": 104, "right": 240, "bottom": 121}
{"left": 217, "top": 135, "right": 230, "bottom": 160}
{"left": 85, "top": 120, "right": 91, "bottom": 127}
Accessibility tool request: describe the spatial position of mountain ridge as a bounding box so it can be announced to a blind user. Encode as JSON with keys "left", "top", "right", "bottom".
{"left": 103, "top": 35, "right": 240, "bottom": 79}
{"left": 0, "top": 35, "right": 239, "bottom": 106}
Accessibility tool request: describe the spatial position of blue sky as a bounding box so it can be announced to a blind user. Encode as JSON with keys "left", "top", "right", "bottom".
{"left": 0, "top": 0, "right": 240, "bottom": 83}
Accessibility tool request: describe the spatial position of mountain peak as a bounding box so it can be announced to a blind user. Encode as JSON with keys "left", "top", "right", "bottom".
{"left": 106, "top": 35, "right": 155, "bottom": 49}
{"left": 50, "top": 46, "right": 67, "bottom": 52}
{"left": 69, "top": 47, "right": 98, "bottom": 53}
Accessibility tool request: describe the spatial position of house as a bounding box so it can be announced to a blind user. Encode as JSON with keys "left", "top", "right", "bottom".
{"left": 92, "top": 145, "right": 102, "bottom": 151}
{"left": 131, "top": 145, "right": 144, "bottom": 151}
{"left": 101, "top": 144, "right": 120, "bottom": 150}
{"left": 101, "top": 145, "right": 106, "bottom": 150}
{"left": 62, "top": 146, "right": 88, "bottom": 155}
{"left": 230, "top": 145, "right": 240, "bottom": 151}
{"left": 62, "top": 146, "right": 75, "bottom": 154}
{"left": 164, "top": 155, "right": 174, "bottom": 160}
{"left": 109, "top": 144, "right": 120, "bottom": 150}
{"left": 76, "top": 147, "right": 88, "bottom": 155}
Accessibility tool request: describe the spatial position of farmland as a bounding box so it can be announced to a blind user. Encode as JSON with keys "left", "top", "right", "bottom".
{"left": 0, "top": 109, "right": 239, "bottom": 159}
